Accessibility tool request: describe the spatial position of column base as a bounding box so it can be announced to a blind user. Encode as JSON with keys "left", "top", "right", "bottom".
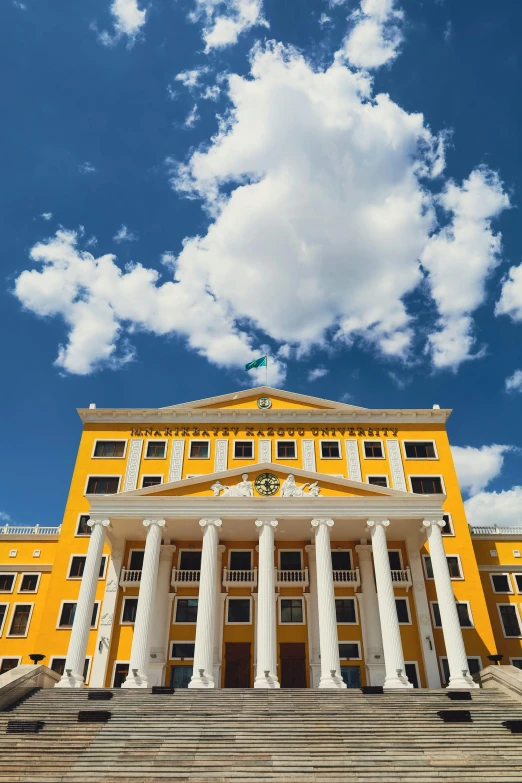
{"left": 383, "top": 675, "right": 413, "bottom": 689}
{"left": 188, "top": 673, "right": 215, "bottom": 689}
{"left": 122, "top": 671, "right": 149, "bottom": 689}
{"left": 309, "top": 663, "right": 321, "bottom": 689}
{"left": 447, "top": 675, "right": 480, "bottom": 690}
{"left": 54, "top": 672, "right": 85, "bottom": 689}
{"left": 365, "top": 662, "right": 386, "bottom": 687}
{"left": 147, "top": 660, "right": 166, "bottom": 688}
{"left": 318, "top": 674, "right": 347, "bottom": 689}
{"left": 254, "top": 675, "right": 280, "bottom": 689}
{"left": 212, "top": 663, "right": 222, "bottom": 689}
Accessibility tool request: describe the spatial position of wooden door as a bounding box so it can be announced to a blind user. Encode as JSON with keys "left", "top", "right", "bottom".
{"left": 280, "top": 643, "right": 307, "bottom": 688}
{"left": 224, "top": 643, "right": 251, "bottom": 688}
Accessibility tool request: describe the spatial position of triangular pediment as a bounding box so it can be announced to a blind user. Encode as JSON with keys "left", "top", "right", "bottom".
{"left": 117, "top": 463, "right": 415, "bottom": 500}
{"left": 160, "top": 387, "right": 367, "bottom": 413}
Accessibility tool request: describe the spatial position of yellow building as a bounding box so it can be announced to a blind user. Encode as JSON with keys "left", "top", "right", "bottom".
{"left": 0, "top": 386, "right": 519, "bottom": 690}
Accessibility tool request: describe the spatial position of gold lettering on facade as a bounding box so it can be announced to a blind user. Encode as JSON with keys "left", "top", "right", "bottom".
{"left": 127, "top": 426, "right": 401, "bottom": 437}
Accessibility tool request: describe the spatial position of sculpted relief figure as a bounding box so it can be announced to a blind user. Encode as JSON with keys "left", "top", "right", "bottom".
{"left": 211, "top": 474, "right": 254, "bottom": 497}
{"left": 280, "top": 475, "right": 321, "bottom": 497}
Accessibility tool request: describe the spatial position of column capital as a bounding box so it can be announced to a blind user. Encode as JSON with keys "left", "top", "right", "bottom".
{"left": 217, "top": 544, "right": 226, "bottom": 554}
{"left": 311, "top": 518, "right": 334, "bottom": 529}
{"left": 305, "top": 544, "right": 315, "bottom": 555}
{"left": 199, "top": 518, "right": 223, "bottom": 529}
{"left": 143, "top": 519, "right": 166, "bottom": 529}
{"left": 255, "top": 519, "right": 278, "bottom": 530}
{"left": 422, "top": 519, "right": 445, "bottom": 531}
{"left": 159, "top": 544, "right": 176, "bottom": 561}
{"left": 366, "top": 518, "right": 390, "bottom": 530}
{"left": 355, "top": 543, "right": 373, "bottom": 555}
{"left": 88, "top": 518, "right": 111, "bottom": 529}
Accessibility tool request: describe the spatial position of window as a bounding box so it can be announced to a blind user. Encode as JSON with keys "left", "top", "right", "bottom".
{"left": 395, "top": 598, "right": 410, "bottom": 624}
{"left": 404, "top": 662, "right": 419, "bottom": 688}
{"left": 170, "top": 665, "right": 192, "bottom": 689}
{"left": 339, "top": 642, "right": 360, "bottom": 660}
{"left": 76, "top": 515, "right": 91, "bottom": 536}
{"left": 93, "top": 440, "right": 126, "bottom": 458}
{"left": 410, "top": 476, "right": 443, "bottom": 494}
{"left": 404, "top": 441, "right": 436, "bottom": 459}
{"left": 175, "top": 598, "right": 198, "bottom": 623}
{"left": 146, "top": 441, "right": 166, "bottom": 459}
{"left": 331, "top": 551, "right": 352, "bottom": 571}
{"left": 8, "top": 605, "right": 32, "bottom": 636}
{"left": 50, "top": 658, "right": 89, "bottom": 681}
{"left": 0, "top": 574, "right": 15, "bottom": 593}
{"left": 179, "top": 551, "right": 202, "bottom": 570}
{"left": 121, "top": 598, "right": 138, "bottom": 624}
{"left": 511, "top": 659, "right": 522, "bottom": 670}
{"left": 388, "top": 551, "right": 402, "bottom": 571}
{"left": 423, "top": 555, "right": 462, "bottom": 579}
{"left": 233, "top": 441, "right": 254, "bottom": 459}
{"left": 276, "top": 441, "right": 296, "bottom": 459}
{"left": 128, "top": 550, "right": 144, "bottom": 571}
{"left": 515, "top": 574, "right": 522, "bottom": 593}
{"left": 58, "top": 602, "right": 98, "bottom": 629}
{"left": 141, "top": 476, "right": 162, "bottom": 488}
{"left": 441, "top": 514, "right": 454, "bottom": 536}
{"left": 440, "top": 657, "right": 481, "bottom": 685}
{"left": 113, "top": 662, "right": 129, "bottom": 688}
{"left": 189, "top": 441, "right": 209, "bottom": 459}
{"left": 229, "top": 551, "right": 252, "bottom": 570}
{"left": 68, "top": 555, "right": 107, "bottom": 579}
{"left": 364, "top": 441, "right": 384, "bottom": 459}
{"left": 321, "top": 441, "right": 341, "bottom": 459}
{"left": 280, "top": 599, "right": 304, "bottom": 624}
{"left": 490, "top": 574, "right": 512, "bottom": 594}
{"left": 433, "top": 601, "right": 473, "bottom": 629}
{"left": 367, "top": 476, "right": 388, "bottom": 487}
{"left": 227, "top": 598, "right": 251, "bottom": 624}
{"left": 279, "top": 551, "right": 302, "bottom": 571}
{"left": 499, "top": 604, "right": 522, "bottom": 637}
{"left": 0, "top": 604, "right": 8, "bottom": 635}
{"left": 335, "top": 598, "right": 357, "bottom": 624}
{"left": 86, "top": 476, "right": 120, "bottom": 494}
{"left": 19, "top": 573, "right": 40, "bottom": 593}
{"left": 171, "top": 643, "right": 195, "bottom": 660}
{"left": 0, "top": 658, "right": 21, "bottom": 674}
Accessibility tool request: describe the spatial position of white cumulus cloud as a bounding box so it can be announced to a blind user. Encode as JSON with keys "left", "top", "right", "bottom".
{"left": 340, "top": 0, "right": 404, "bottom": 70}
{"left": 113, "top": 225, "right": 138, "bottom": 243}
{"left": 96, "top": 0, "right": 147, "bottom": 46}
{"left": 496, "top": 263, "right": 522, "bottom": 323}
{"left": 452, "top": 443, "right": 514, "bottom": 496}
{"left": 189, "top": 0, "right": 268, "bottom": 52}
{"left": 308, "top": 367, "right": 329, "bottom": 382}
{"left": 506, "top": 369, "right": 522, "bottom": 394}
{"left": 41, "top": 212, "right": 53, "bottom": 221}
{"left": 0, "top": 511, "right": 11, "bottom": 522}
{"left": 79, "top": 162, "right": 96, "bottom": 174}
{"left": 465, "top": 487, "right": 522, "bottom": 528}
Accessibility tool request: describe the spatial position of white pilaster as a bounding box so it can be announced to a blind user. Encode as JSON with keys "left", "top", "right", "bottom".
{"left": 214, "top": 440, "right": 228, "bottom": 472}
{"left": 90, "top": 538, "right": 124, "bottom": 688}
{"left": 55, "top": 518, "right": 110, "bottom": 688}
{"left": 254, "top": 520, "right": 280, "bottom": 688}
{"left": 123, "top": 439, "right": 143, "bottom": 491}
{"left": 311, "top": 519, "right": 346, "bottom": 689}
{"left": 345, "top": 440, "right": 362, "bottom": 482}
{"left": 168, "top": 440, "right": 185, "bottom": 482}
{"left": 148, "top": 544, "right": 176, "bottom": 687}
{"left": 190, "top": 519, "right": 222, "bottom": 688}
{"left": 302, "top": 440, "right": 316, "bottom": 472}
{"left": 259, "top": 439, "right": 271, "bottom": 463}
{"left": 423, "top": 520, "right": 479, "bottom": 689}
{"left": 355, "top": 542, "right": 385, "bottom": 686}
{"left": 405, "top": 536, "right": 441, "bottom": 688}
{"left": 213, "top": 545, "right": 226, "bottom": 688}
{"left": 123, "top": 519, "right": 165, "bottom": 688}
{"left": 367, "top": 519, "right": 412, "bottom": 689}
{"left": 304, "top": 544, "right": 321, "bottom": 688}
{"left": 386, "top": 439, "right": 406, "bottom": 491}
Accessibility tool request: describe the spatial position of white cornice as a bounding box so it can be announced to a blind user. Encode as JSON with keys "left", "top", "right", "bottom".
{"left": 159, "top": 386, "right": 368, "bottom": 411}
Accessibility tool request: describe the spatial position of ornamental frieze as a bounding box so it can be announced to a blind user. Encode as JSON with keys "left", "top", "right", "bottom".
{"left": 130, "top": 426, "right": 399, "bottom": 438}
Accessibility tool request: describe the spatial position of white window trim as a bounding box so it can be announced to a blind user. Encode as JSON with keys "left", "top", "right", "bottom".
{"left": 331, "top": 547, "right": 353, "bottom": 571}
{"left": 278, "top": 549, "right": 303, "bottom": 570}
{"left": 127, "top": 548, "right": 145, "bottom": 570}
{"left": 67, "top": 553, "right": 108, "bottom": 581}
{"left": 188, "top": 439, "right": 211, "bottom": 460}
{"left": 225, "top": 596, "right": 252, "bottom": 625}
{"left": 144, "top": 439, "right": 168, "bottom": 460}
{"left": 0, "top": 603, "right": 9, "bottom": 636}
{"left": 228, "top": 549, "right": 254, "bottom": 569}
{"left": 497, "top": 603, "right": 522, "bottom": 639}
{"left": 0, "top": 656, "right": 21, "bottom": 672}
{"left": 84, "top": 474, "right": 122, "bottom": 495}
{"left": 275, "top": 439, "right": 298, "bottom": 460}
{"left": 75, "top": 513, "right": 91, "bottom": 537}
{"left": 140, "top": 474, "right": 164, "bottom": 488}
{"left": 319, "top": 439, "right": 342, "bottom": 460}
{"left": 439, "top": 656, "right": 482, "bottom": 683}
{"left": 173, "top": 595, "right": 199, "bottom": 625}
{"left": 362, "top": 439, "right": 386, "bottom": 460}
{"left": 408, "top": 474, "right": 446, "bottom": 495}
{"left": 366, "top": 474, "right": 389, "bottom": 487}
{"left": 423, "top": 553, "right": 464, "bottom": 580}
{"left": 388, "top": 548, "right": 404, "bottom": 570}
{"left": 178, "top": 548, "right": 202, "bottom": 569}
{"left": 111, "top": 659, "right": 129, "bottom": 687}
{"left": 7, "top": 602, "right": 35, "bottom": 638}
{"left": 401, "top": 439, "right": 439, "bottom": 461}
{"left": 18, "top": 572, "right": 41, "bottom": 594}
{"left": 232, "top": 439, "right": 255, "bottom": 460}
{"left": 120, "top": 596, "right": 139, "bottom": 625}
{"left": 489, "top": 572, "right": 514, "bottom": 594}
{"left": 431, "top": 599, "right": 474, "bottom": 629}
{"left": 404, "top": 660, "right": 421, "bottom": 686}
{"left": 429, "top": 600, "right": 441, "bottom": 628}
{"left": 514, "top": 574, "right": 522, "bottom": 594}
{"left": 441, "top": 512, "right": 455, "bottom": 537}
{"left": 0, "top": 573, "right": 16, "bottom": 594}
{"left": 278, "top": 595, "right": 306, "bottom": 625}
{"left": 335, "top": 596, "right": 359, "bottom": 625}
{"left": 56, "top": 599, "right": 100, "bottom": 630}
{"left": 169, "top": 641, "right": 196, "bottom": 660}
{"left": 395, "top": 596, "right": 411, "bottom": 625}
{"left": 48, "top": 655, "right": 92, "bottom": 684}
{"left": 338, "top": 641, "right": 362, "bottom": 661}
{"left": 91, "top": 439, "right": 128, "bottom": 459}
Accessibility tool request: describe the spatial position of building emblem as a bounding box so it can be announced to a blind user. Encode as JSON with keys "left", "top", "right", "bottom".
{"left": 257, "top": 397, "right": 272, "bottom": 409}
{"left": 254, "top": 473, "right": 280, "bottom": 496}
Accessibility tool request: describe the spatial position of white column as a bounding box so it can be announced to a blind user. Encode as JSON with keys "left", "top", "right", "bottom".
{"left": 423, "top": 520, "right": 479, "bottom": 689}
{"left": 367, "top": 519, "right": 412, "bottom": 689}
{"left": 355, "top": 542, "right": 385, "bottom": 686}
{"left": 148, "top": 543, "right": 176, "bottom": 687}
{"left": 90, "top": 538, "right": 124, "bottom": 688}
{"left": 123, "top": 519, "right": 165, "bottom": 688}
{"left": 405, "top": 536, "right": 441, "bottom": 688}
{"left": 213, "top": 544, "right": 226, "bottom": 688}
{"left": 254, "top": 520, "right": 280, "bottom": 688}
{"left": 311, "top": 519, "right": 346, "bottom": 689}
{"left": 189, "top": 519, "right": 222, "bottom": 688}
{"left": 55, "top": 518, "right": 109, "bottom": 688}
{"left": 304, "top": 544, "right": 321, "bottom": 688}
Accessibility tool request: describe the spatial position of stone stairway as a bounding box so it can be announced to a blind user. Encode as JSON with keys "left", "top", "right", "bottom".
{"left": 1, "top": 688, "right": 522, "bottom": 783}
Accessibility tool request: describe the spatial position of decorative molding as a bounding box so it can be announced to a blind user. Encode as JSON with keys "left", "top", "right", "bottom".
{"left": 123, "top": 439, "right": 143, "bottom": 492}
{"left": 302, "top": 440, "right": 316, "bottom": 472}
{"left": 168, "top": 439, "right": 185, "bottom": 483}
{"left": 101, "top": 612, "right": 113, "bottom": 626}
{"left": 280, "top": 475, "right": 320, "bottom": 497}
{"left": 387, "top": 439, "right": 407, "bottom": 491}
{"left": 214, "top": 439, "right": 228, "bottom": 472}
{"left": 345, "top": 440, "right": 362, "bottom": 482}
{"left": 259, "top": 439, "right": 271, "bottom": 463}
{"left": 105, "top": 579, "right": 118, "bottom": 593}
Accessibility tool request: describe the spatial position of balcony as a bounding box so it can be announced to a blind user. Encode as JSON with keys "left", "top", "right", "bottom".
{"left": 275, "top": 568, "right": 309, "bottom": 588}
{"left": 0, "top": 524, "right": 61, "bottom": 536}
{"left": 222, "top": 568, "right": 258, "bottom": 589}
{"left": 391, "top": 568, "right": 412, "bottom": 590}
{"left": 332, "top": 568, "right": 360, "bottom": 588}
{"left": 171, "top": 568, "right": 201, "bottom": 589}
{"left": 119, "top": 568, "right": 142, "bottom": 590}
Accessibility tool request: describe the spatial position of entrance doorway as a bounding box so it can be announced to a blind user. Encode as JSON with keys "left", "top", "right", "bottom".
{"left": 170, "top": 665, "right": 193, "bottom": 689}
{"left": 340, "top": 665, "right": 361, "bottom": 688}
{"left": 280, "top": 643, "right": 307, "bottom": 688}
{"left": 224, "top": 642, "right": 251, "bottom": 688}
{"left": 112, "top": 663, "right": 129, "bottom": 688}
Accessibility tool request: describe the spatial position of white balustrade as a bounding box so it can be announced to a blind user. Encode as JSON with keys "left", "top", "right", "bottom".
{"left": 119, "top": 568, "right": 142, "bottom": 589}
{"left": 390, "top": 568, "right": 412, "bottom": 589}
{"left": 332, "top": 568, "right": 360, "bottom": 586}
{"left": 1, "top": 525, "right": 61, "bottom": 536}
{"left": 469, "top": 525, "right": 522, "bottom": 535}
{"left": 222, "top": 568, "right": 257, "bottom": 588}
{"left": 275, "top": 568, "right": 309, "bottom": 587}
{"left": 171, "top": 568, "right": 201, "bottom": 587}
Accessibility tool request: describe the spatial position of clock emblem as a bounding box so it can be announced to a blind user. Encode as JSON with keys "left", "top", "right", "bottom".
{"left": 255, "top": 473, "right": 280, "bottom": 496}
{"left": 257, "top": 397, "right": 272, "bottom": 409}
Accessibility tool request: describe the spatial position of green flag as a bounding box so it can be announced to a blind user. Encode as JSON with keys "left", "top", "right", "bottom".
{"left": 245, "top": 355, "right": 267, "bottom": 371}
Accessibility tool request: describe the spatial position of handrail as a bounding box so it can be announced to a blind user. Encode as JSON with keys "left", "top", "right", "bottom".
{"left": 222, "top": 568, "right": 257, "bottom": 586}
{"left": 275, "top": 568, "right": 309, "bottom": 586}
{"left": 332, "top": 569, "right": 360, "bottom": 584}
{"left": 171, "top": 568, "right": 201, "bottom": 586}
{"left": 470, "top": 525, "right": 522, "bottom": 535}
{"left": 390, "top": 568, "right": 412, "bottom": 584}
{"left": 119, "top": 568, "right": 142, "bottom": 586}
{"left": 0, "top": 525, "right": 61, "bottom": 536}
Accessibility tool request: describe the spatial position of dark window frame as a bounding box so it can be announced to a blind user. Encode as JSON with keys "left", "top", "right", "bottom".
{"left": 364, "top": 441, "right": 384, "bottom": 459}
{"left": 189, "top": 441, "right": 210, "bottom": 459}
{"left": 175, "top": 598, "right": 199, "bottom": 624}
{"left": 8, "top": 605, "right": 32, "bottom": 636}
{"left": 280, "top": 598, "right": 304, "bottom": 624}
{"left": 145, "top": 441, "right": 167, "bottom": 459}
{"left": 93, "top": 440, "right": 126, "bottom": 458}
{"left": 410, "top": 476, "right": 444, "bottom": 494}
{"left": 276, "top": 440, "right": 297, "bottom": 459}
{"left": 226, "top": 597, "right": 251, "bottom": 624}
{"left": 86, "top": 476, "right": 120, "bottom": 494}
{"left": 335, "top": 598, "right": 357, "bottom": 624}
{"left": 404, "top": 441, "right": 437, "bottom": 459}
{"left": 320, "top": 441, "right": 341, "bottom": 459}
{"left": 234, "top": 441, "right": 254, "bottom": 459}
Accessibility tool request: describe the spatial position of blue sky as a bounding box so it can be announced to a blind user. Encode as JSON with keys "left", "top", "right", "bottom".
{"left": 1, "top": 0, "right": 522, "bottom": 528}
